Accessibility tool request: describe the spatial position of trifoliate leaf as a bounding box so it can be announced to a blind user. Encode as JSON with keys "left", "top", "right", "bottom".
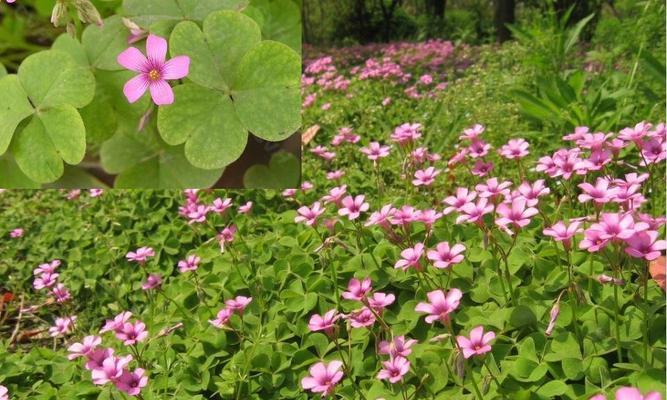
{"left": 0, "top": 75, "right": 34, "bottom": 155}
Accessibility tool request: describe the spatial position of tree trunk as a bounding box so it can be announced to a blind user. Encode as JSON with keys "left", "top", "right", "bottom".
{"left": 494, "top": 0, "right": 515, "bottom": 43}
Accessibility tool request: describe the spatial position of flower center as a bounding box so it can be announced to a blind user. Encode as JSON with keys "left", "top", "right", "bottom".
{"left": 148, "top": 69, "right": 161, "bottom": 81}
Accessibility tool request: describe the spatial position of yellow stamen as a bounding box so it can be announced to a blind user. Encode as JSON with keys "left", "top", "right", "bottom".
{"left": 148, "top": 69, "right": 160, "bottom": 81}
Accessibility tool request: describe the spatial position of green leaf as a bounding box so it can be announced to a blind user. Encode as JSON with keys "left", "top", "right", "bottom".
{"left": 0, "top": 154, "right": 40, "bottom": 188}
{"left": 536, "top": 380, "right": 568, "bottom": 398}
{"left": 157, "top": 84, "right": 247, "bottom": 169}
{"left": 169, "top": 11, "right": 262, "bottom": 90}
{"left": 52, "top": 34, "right": 89, "bottom": 67}
{"left": 564, "top": 13, "right": 595, "bottom": 55}
{"left": 100, "top": 131, "right": 157, "bottom": 174}
{"left": 250, "top": 0, "right": 301, "bottom": 53}
{"left": 232, "top": 40, "right": 301, "bottom": 140}
{"left": 123, "top": 0, "right": 249, "bottom": 26}
{"left": 18, "top": 50, "right": 95, "bottom": 109}
{"left": 0, "top": 75, "right": 34, "bottom": 155}
{"left": 640, "top": 51, "right": 667, "bottom": 86}
{"left": 81, "top": 15, "right": 130, "bottom": 71}
{"left": 243, "top": 151, "right": 300, "bottom": 189}
{"left": 0, "top": 62, "right": 7, "bottom": 78}
{"left": 12, "top": 106, "right": 87, "bottom": 183}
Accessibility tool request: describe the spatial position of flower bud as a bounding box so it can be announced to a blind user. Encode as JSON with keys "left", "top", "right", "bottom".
{"left": 73, "top": 0, "right": 103, "bottom": 26}
{"left": 545, "top": 302, "right": 560, "bottom": 336}
{"left": 51, "top": 1, "right": 69, "bottom": 27}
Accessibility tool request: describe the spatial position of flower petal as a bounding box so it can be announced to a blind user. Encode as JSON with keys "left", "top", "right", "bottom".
{"left": 146, "top": 34, "right": 168, "bottom": 64}
{"left": 123, "top": 75, "right": 149, "bottom": 103}
{"left": 117, "top": 47, "right": 148, "bottom": 72}
{"left": 149, "top": 80, "right": 174, "bottom": 105}
{"left": 162, "top": 55, "right": 190, "bottom": 80}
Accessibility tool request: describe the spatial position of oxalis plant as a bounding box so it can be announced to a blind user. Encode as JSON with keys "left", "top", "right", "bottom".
{"left": 0, "top": 0, "right": 301, "bottom": 188}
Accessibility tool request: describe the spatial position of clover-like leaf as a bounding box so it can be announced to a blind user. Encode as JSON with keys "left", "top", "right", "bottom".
{"left": 0, "top": 154, "right": 40, "bottom": 189}
{"left": 249, "top": 0, "right": 301, "bottom": 53}
{"left": 123, "top": 0, "right": 249, "bottom": 26}
{"left": 0, "top": 62, "right": 6, "bottom": 78}
{"left": 157, "top": 84, "right": 247, "bottom": 169}
{"left": 0, "top": 75, "right": 34, "bottom": 155}
{"left": 12, "top": 105, "right": 86, "bottom": 183}
{"left": 81, "top": 15, "right": 130, "bottom": 71}
{"left": 243, "top": 150, "right": 300, "bottom": 189}
{"left": 18, "top": 50, "right": 95, "bottom": 109}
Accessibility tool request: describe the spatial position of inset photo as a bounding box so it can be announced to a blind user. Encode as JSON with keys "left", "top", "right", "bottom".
{"left": 0, "top": 0, "right": 302, "bottom": 189}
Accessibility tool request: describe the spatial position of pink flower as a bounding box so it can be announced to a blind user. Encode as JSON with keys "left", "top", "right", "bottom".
{"left": 545, "top": 302, "right": 560, "bottom": 336}
{"left": 51, "top": 283, "right": 71, "bottom": 303}
{"left": 419, "top": 74, "right": 433, "bottom": 85}
{"left": 412, "top": 167, "right": 440, "bottom": 186}
{"left": 443, "top": 188, "right": 477, "bottom": 215}
{"left": 360, "top": 142, "right": 391, "bottom": 160}
{"left": 217, "top": 225, "right": 237, "bottom": 251}
{"left": 89, "top": 189, "right": 104, "bottom": 197}
{"left": 495, "top": 197, "right": 539, "bottom": 231}
{"left": 295, "top": 202, "right": 325, "bottom": 226}
{"left": 382, "top": 97, "right": 392, "bottom": 106}
{"left": 543, "top": 221, "right": 582, "bottom": 250}
{"left": 390, "top": 123, "right": 422, "bottom": 145}
{"left": 448, "top": 148, "right": 468, "bottom": 167}
{"left": 499, "top": 138, "right": 529, "bottom": 159}
{"left": 238, "top": 201, "right": 253, "bottom": 214}
{"left": 476, "top": 178, "right": 512, "bottom": 200}
{"left": 467, "top": 139, "right": 491, "bottom": 158}
{"left": 49, "top": 316, "right": 77, "bottom": 337}
{"left": 326, "top": 170, "right": 345, "bottom": 181}
{"left": 578, "top": 177, "right": 618, "bottom": 204}
{"left": 141, "top": 274, "right": 162, "bottom": 290}
{"left": 301, "top": 361, "right": 344, "bottom": 396}
{"left": 0, "top": 385, "right": 7, "bottom": 400}
{"left": 365, "top": 205, "right": 396, "bottom": 229}
{"left": 321, "top": 185, "right": 347, "bottom": 206}
{"left": 308, "top": 309, "right": 340, "bottom": 335}
{"left": 416, "top": 209, "right": 442, "bottom": 228}
{"left": 68, "top": 335, "right": 102, "bottom": 360}
{"left": 456, "top": 326, "right": 495, "bottom": 358}
{"left": 624, "top": 231, "right": 666, "bottom": 261}
{"left": 100, "top": 311, "right": 133, "bottom": 334}
{"left": 598, "top": 274, "right": 625, "bottom": 286}
{"left": 427, "top": 242, "right": 466, "bottom": 269}
{"left": 126, "top": 247, "right": 155, "bottom": 264}
{"left": 394, "top": 243, "right": 424, "bottom": 270}
{"left": 342, "top": 278, "right": 372, "bottom": 301}
{"left": 471, "top": 160, "right": 494, "bottom": 177}
{"left": 367, "top": 292, "right": 395, "bottom": 311}
{"left": 377, "top": 356, "right": 410, "bottom": 383}
{"left": 186, "top": 204, "right": 209, "bottom": 223}
{"left": 84, "top": 347, "right": 115, "bottom": 371}
{"left": 116, "top": 368, "right": 148, "bottom": 396}
{"left": 34, "top": 259, "right": 60, "bottom": 275}
{"left": 66, "top": 189, "right": 81, "bottom": 200}
{"left": 338, "top": 195, "right": 369, "bottom": 220}
{"left": 10, "top": 228, "right": 23, "bottom": 238}
{"left": 211, "top": 197, "right": 232, "bottom": 214}
{"left": 225, "top": 296, "right": 252, "bottom": 315}
{"left": 579, "top": 229, "right": 610, "bottom": 253}
{"left": 456, "top": 198, "right": 493, "bottom": 225}
{"left": 178, "top": 255, "right": 201, "bottom": 273}
{"left": 348, "top": 307, "right": 376, "bottom": 328}
{"left": 116, "top": 321, "right": 149, "bottom": 345}
{"left": 516, "top": 180, "right": 550, "bottom": 206}
{"left": 33, "top": 272, "right": 59, "bottom": 290}
{"left": 209, "top": 308, "right": 234, "bottom": 328}
{"left": 590, "top": 213, "right": 646, "bottom": 242}
{"left": 117, "top": 34, "right": 190, "bottom": 105}
{"left": 391, "top": 205, "right": 420, "bottom": 226}
{"left": 91, "top": 354, "right": 133, "bottom": 385}
{"left": 415, "top": 288, "right": 462, "bottom": 324}
{"left": 460, "top": 124, "right": 485, "bottom": 141}
{"left": 614, "top": 387, "right": 663, "bottom": 400}
{"left": 378, "top": 336, "right": 417, "bottom": 358}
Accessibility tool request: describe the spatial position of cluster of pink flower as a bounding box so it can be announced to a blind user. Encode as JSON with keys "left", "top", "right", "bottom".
{"left": 32, "top": 260, "right": 72, "bottom": 304}
{"left": 65, "top": 189, "right": 104, "bottom": 200}
{"left": 67, "top": 313, "right": 149, "bottom": 397}
{"left": 209, "top": 296, "right": 252, "bottom": 328}
{"left": 125, "top": 246, "right": 164, "bottom": 290}
{"left": 9, "top": 228, "right": 23, "bottom": 238}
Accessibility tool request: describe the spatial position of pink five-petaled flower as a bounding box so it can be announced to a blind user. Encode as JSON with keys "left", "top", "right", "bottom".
{"left": 116, "top": 368, "right": 149, "bottom": 396}
{"left": 0, "top": 385, "right": 7, "bottom": 400}
{"left": 116, "top": 321, "right": 149, "bottom": 346}
{"left": 613, "top": 387, "right": 663, "bottom": 400}
{"left": 495, "top": 197, "right": 539, "bottom": 231}
{"left": 209, "top": 308, "right": 234, "bottom": 328}
{"left": 49, "top": 316, "right": 77, "bottom": 337}
{"left": 52, "top": 283, "right": 71, "bottom": 303}
{"left": 141, "top": 273, "right": 162, "bottom": 291}
{"left": 499, "top": 138, "right": 529, "bottom": 159}
{"left": 126, "top": 247, "right": 155, "bottom": 264}
{"left": 456, "top": 326, "right": 495, "bottom": 359}
{"left": 238, "top": 201, "right": 253, "bottom": 214}
{"left": 367, "top": 292, "right": 395, "bottom": 311}
{"left": 91, "top": 355, "right": 133, "bottom": 385}
{"left": 476, "top": 177, "right": 512, "bottom": 200}
{"left": 338, "top": 195, "right": 369, "bottom": 220}
{"left": 624, "top": 231, "right": 667, "bottom": 261}
{"left": 415, "top": 288, "right": 462, "bottom": 324}
{"left": 360, "top": 142, "right": 391, "bottom": 160}
{"left": 377, "top": 356, "right": 410, "bottom": 383}
{"left": 578, "top": 177, "right": 619, "bottom": 205}
{"left": 378, "top": 336, "right": 417, "bottom": 358}
{"left": 412, "top": 167, "right": 440, "bottom": 186}
{"left": 10, "top": 228, "right": 23, "bottom": 238}
{"left": 117, "top": 34, "right": 190, "bottom": 105}
{"left": 301, "top": 361, "right": 344, "bottom": 397}
{"left": 178, "top": 255, "right": 201, "bottom": 273}
{"left": 342, "top": 277, "right": 372, "bottom": 301}
{"left": 590, "top": 213, "right": 646, "bottom": 242}
{"left": 308, "top": 309, "right": 340, "bottom": 336}
{"left": 427, "top": 242, "right": 466, "bottom": 269}
{"left": 349, "top": 307, "right": 376, "bottom": 328}
{"left": 456, "top": 198, "right": 494, "bottom": 225}
{"left": 295, "top": 202, "right": 325, "bottom": 226}
{"left": 543, "top": 221, "right": 582, "bottom": 250}
{"left": 68, "top": 335, "right": 102, "bottom": 360}
{"left": 394, "top": 243, "right": 424, "bottom": 271}
{"left": 100, "top": 311, "right": 133, "bottom": 334}
{"left": 443, "top": 188, "right": 476, "bottom": 215}
{"left": 225, "top": 296, "right": 252, "bottom": 315}
{"left": 84, "top": 347, "right": 115, "bottom": 371}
